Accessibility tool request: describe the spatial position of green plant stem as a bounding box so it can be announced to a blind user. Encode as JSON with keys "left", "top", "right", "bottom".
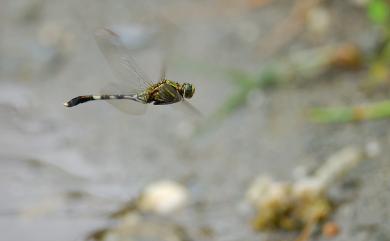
{"left": 309, "top": 100, "right": 390, "bottom": 123}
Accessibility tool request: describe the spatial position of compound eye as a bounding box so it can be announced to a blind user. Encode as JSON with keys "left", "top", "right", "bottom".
{"left": 184, "top": 84, "right": 194, "bottom": 98}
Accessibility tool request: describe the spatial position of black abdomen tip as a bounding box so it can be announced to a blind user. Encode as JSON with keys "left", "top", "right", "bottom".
{"left": 64, "top": 96, "right": 94, "bottom": 107}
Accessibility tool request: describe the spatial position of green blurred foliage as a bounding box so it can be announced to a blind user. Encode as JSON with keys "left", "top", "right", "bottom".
{"left": 368, "top": 0, "right": 390, "bottom": 25}
{"left": 358, "top": 0, "right": 390, "bottom": 94}
{"left": 309, "top": 2, "right": 390, "bottom": 124}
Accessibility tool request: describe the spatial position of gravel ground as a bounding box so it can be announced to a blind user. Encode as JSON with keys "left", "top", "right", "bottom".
{"left": 1, "top": 1, "right": 390, "bottom": 241}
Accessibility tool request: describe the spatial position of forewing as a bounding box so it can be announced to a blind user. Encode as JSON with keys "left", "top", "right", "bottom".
{"left": 95, "top": 28, "right": 154, "bottom": 92}
{"left": 175, "top": 99, "right": 203, "bottom": 118}
{"left": 154, "top": 84, "right": 182, "bottom": 105}
{"left": 100, "top": 83, "right": 147, "bottom": 115}
{"left": 160, "top": 62, "right": 167, "bottom": 82}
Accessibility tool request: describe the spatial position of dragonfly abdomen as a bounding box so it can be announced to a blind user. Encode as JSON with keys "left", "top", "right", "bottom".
{"left": 64, "top": 94, "right": 139, "bottom": 107}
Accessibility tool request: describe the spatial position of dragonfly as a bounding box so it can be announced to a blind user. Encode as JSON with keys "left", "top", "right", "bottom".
{"left": 64, "top": 27, "right": 199, "bottom": 116}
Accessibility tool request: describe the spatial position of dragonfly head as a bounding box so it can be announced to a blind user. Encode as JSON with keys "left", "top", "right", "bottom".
{"left": 182, "top": 83, "right": 195, "bottom": 99}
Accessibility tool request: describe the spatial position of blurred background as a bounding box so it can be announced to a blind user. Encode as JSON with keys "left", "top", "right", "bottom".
{"left": 1, "top": 0, "right": 390, "bottom": 241}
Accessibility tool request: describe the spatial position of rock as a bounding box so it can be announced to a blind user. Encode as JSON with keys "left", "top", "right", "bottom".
{"left": 138, "top": 180, "right": 189, "bottom": 215}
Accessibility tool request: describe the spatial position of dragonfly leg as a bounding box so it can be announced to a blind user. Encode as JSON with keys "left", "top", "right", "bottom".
{"left": 153, "top": 101, "right": 166, "bottom": 105}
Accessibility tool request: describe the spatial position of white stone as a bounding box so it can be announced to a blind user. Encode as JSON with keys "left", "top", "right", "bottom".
{"left": 139, "top": 180, "right": 189, "bottom": 214}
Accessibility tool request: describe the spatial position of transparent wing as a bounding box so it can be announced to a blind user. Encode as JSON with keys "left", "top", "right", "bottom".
{"left": 158, "top": 22, "right": 176, "bottom": 82}
{"left": 174, "top": 100, "right": 203, "bottom": 118}
{"left": 100, "top": 83, "right": 147, "bottom": 115}
{"left": 94, "top": 28, "right": 155, "bottom": 92}
{"left": 160, "top": 61, "right": 167, "bottom": 82}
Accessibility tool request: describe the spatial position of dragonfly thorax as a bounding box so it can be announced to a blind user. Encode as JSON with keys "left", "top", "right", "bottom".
{"left": 139, "top": 80, "right": 191, "bottom": 105}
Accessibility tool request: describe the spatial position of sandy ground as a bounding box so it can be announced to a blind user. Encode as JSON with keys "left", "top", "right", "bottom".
{"left": 1, "top": 0, "right": 390, "bottom": 241}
